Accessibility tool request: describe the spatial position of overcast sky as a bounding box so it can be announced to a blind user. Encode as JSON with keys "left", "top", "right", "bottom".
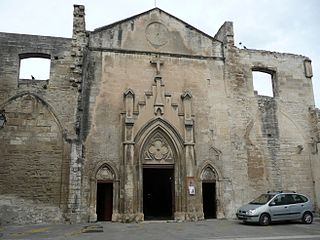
{"left": 0, "top": 0, "right": 319, "bottom": 107}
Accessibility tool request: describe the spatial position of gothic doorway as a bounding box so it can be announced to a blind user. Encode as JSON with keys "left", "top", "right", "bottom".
{"left": 201, "top": 165, "right": 219, "bottom": 219}
{"left": 202, "top": 182, "right": 216, "bottom": 219}
{"left": 143, "top": 166, "right": 174, "bottom": 220}
{"left": 96, "top": 181, "right": 113, "bottom": 221}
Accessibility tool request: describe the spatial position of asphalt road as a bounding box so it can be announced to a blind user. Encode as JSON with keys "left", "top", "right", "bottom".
{"left": 1, "top": 219, "right": 320, "bottom": 240}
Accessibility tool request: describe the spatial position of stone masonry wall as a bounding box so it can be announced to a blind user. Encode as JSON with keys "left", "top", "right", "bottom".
{"left": 80, "top": 50, "right": 228, "bottom": 220}
{"left": 90, "top": 8, "right": 223, "bottom": 58}
{"left": 0, "top": 95, "right": 64, "bottom": 204}
{"left": 229, "top": 47, "right": 317, "bottom": 211}
{"left": 0, "top": 5, "right": 318, "bottom": 224}
{"left": 0, "top": 32, "right": 77, "bottom": 136}
{"left": 80, "top": 9, "right": 319, "bottom": 221}
{"left": 309, "top": 107, "right": 320, "bottom": 211}
{"left": 0, "top": 31, "right": 81, "bottom": 224}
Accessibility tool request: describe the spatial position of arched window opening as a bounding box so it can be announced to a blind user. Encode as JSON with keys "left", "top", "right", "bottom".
{"left": 19, "top": 55, "right": 51, "bottom": 80}
{"left": 252, "top": 71, "right": 274, "bottom": 97}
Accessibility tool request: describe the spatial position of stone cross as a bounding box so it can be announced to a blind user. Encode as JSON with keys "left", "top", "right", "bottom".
{"left": 150, "top": 55, "right": 163, "bottom": 76}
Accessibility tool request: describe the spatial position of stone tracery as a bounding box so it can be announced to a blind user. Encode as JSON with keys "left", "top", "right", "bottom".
{"left": 144, "top": 133, "right": 173, "bottom": 163}
{"left": 201, "top": 167, "right": 216, "bottom": 181}
{"left": 96, "top": 166, "right": 114, "bottom": 180}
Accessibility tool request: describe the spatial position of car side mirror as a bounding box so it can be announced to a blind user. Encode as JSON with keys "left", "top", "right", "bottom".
{"left": 269, "top": 202, "right": 276, "bottom": 206}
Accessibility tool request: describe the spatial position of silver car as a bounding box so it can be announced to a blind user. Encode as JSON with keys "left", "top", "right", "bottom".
{"left": 236, "top": 191, "right": 314, "bottom": 225}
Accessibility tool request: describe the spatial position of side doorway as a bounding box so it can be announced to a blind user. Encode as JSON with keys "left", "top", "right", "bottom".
{"left": 200, "top": 165, "right": 219, "bottom": 219}
{"left": 202, "top": 182, "right": 216, "bottom": 219}
{"left": 96, "top": 181, "right": 113, "bottom": 221}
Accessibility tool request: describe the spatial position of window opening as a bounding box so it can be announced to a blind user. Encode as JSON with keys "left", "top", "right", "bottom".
{"left": 252, "top": 71, "right": 273, "bottom": 97}
{"left": 19, "top": 57, "right": 51, "bottom": 80}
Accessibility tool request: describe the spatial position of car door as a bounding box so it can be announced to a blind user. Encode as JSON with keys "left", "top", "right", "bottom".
{"left": 269, "top": 194, "right": 291, "bottom": 221}
{"left": 288, "top": 194, "right": 306, "bottom": 220}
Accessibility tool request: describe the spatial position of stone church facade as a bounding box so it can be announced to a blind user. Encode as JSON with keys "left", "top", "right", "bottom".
{"left": 0, "top": 5, "right": 319, "bottom": 224}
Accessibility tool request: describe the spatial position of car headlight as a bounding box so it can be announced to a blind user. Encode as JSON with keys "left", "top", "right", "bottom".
{"left": 246, "top": 209, "right": 256, "bottom": 215}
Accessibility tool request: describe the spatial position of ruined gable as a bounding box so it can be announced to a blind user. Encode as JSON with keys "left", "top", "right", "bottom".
{"left": 89, "top": 8, "right": 223, "bottom": 57}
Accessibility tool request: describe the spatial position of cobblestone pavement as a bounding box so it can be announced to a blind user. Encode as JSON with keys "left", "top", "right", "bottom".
{"left": 1, "top": 219, "right": 320, "bottom": 240}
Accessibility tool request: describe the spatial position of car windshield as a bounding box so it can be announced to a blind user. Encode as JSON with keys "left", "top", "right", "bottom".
{"left": 249, "top": 194, "right": 275, "bottom": 205}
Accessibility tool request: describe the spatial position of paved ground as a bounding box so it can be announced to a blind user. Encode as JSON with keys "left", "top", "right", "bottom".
{"left": 1, "top": 219, "right": 320, "bottom": 240}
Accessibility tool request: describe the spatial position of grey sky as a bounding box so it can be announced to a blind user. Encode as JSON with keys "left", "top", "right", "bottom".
{"left": 1, "top": 0, "right": 319, "bottom": 107}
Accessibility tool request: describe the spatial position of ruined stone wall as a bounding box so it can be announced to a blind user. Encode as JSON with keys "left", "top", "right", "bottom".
{"left": 228, "top": 47, "right": 317, "bottom": 211}
{"left": 0, "top": 95, "right": 63, "bottom": 200}
{"left": 309, "top": 107, "right": 320, "bottom": 211}
{"left": 0, "top": 33, "right": 80, "bottom": 224}
{"left": 0, "top": 5, "right": 318, "bottom": 224}
{"left": 0, "top": 32, "right": 78, "bottom": 135}
{"left": 0, "top": 95, "right": 65, "bottom": 224}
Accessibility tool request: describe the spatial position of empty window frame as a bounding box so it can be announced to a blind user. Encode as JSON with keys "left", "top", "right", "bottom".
{"left": 19, "top": 53, "right": 51, "bottom": 80}
{"left": 252, "top": 70, "right": 274, "bottom": 97}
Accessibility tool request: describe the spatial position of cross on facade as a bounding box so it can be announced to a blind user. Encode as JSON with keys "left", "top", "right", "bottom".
{"left": 150, "top": 55, "right": 164, "bottom": 76}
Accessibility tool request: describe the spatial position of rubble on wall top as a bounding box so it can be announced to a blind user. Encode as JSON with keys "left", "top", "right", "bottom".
{"left": 239, "top": 47, "right": 309, "bottom": 59}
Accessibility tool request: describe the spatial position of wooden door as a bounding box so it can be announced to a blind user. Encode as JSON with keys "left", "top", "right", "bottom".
{"left": 96, "top": 182, "right": 113, "bottom": 221}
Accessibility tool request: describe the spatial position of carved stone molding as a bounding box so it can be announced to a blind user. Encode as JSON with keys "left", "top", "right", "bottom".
{"left": 124, "top": 88, "right": 135, "bottom": 124}
{"left": 96, "top": 166, "right": 114, "bottom": 180}
{"left": 201, "top": 167, "right": 216, "bottom": 181}
{"left": 209, "top": 146, "right": 221, "bottom": 162}
{"left": 146, "top": 22, "right": 169, "bottom": 48}
{"left": 143, "top": 133, "right": 173, "bottom": 163}
{"left": 154, "top": 76, "right": 164, "bottom": 115}
{"left": 304, "top": 59, "right": 313, "bottom": 78}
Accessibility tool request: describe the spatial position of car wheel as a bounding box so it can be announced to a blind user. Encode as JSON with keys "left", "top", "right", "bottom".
{"left": 302, "top": 212, "right": 313, "bottom": 224}
{"left": 259, "top": 213, "right": 270, "bottom": 226}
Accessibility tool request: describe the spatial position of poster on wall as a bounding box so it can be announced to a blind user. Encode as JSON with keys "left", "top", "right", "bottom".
{"left": 187, "top": 176, "right": 195, "bottom": 195}
{"left": 188, "top": 185, "right": 195, "bottom": 195}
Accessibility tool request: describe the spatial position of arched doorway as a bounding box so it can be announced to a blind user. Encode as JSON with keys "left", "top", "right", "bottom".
{"left": 143, "top": 165, "right": 174, "bottom": 220}
{"left": 96, "top": 181, "right": 113, "bottom": 221}
{"left": 95, "top": 165, "right": 115, "bottom": 221}
{"left": 141, "top": 132, "right": 175, "bottom": 220}
{"left": 134, "top": 119, "right": 185, "bottom": 221}
{"left": 201, "top": 166, "right": 217, "bottom": 219}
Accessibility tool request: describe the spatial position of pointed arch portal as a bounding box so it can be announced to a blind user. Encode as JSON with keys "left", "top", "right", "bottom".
{"left": 96, "top": 165, "right": 114, "bottom": 221}
{"left": 143, "top": 166, "right": 174, "bottom": 220}
{"left": 134, "top": 118, "right": 185, "bottom": 221}
{"left": 201, "top": 165, "right": 218, "bottom": 219}
{"left": 89, "top": 163, "right": 119, "bottom": 222}
{"left": 141, "top": 129, "right": 175, "bottom": 219}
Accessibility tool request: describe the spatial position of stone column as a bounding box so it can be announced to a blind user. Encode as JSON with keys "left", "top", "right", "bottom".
{"left": 122, "top": 89, "right": 142, "bottom": 222}
{"left": 181, "top": 90, "right": 200, "bottom": 220}
{"left": 88, "top": 177, "right": 97, "bottom": 222}
{"left": 68, "top": 142, "right": 83, "bottom": 223}
{"left": 70, "top": 5, "right": 87, "bottom": 87}
{"left": 182, "top": 91, "right": 194, "bottom": 175}
{"left": 112, "top": 178, "right": 121, "bottom": 221}
{"left": 66, "top": 4, "right": 88, "bottom": 223}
